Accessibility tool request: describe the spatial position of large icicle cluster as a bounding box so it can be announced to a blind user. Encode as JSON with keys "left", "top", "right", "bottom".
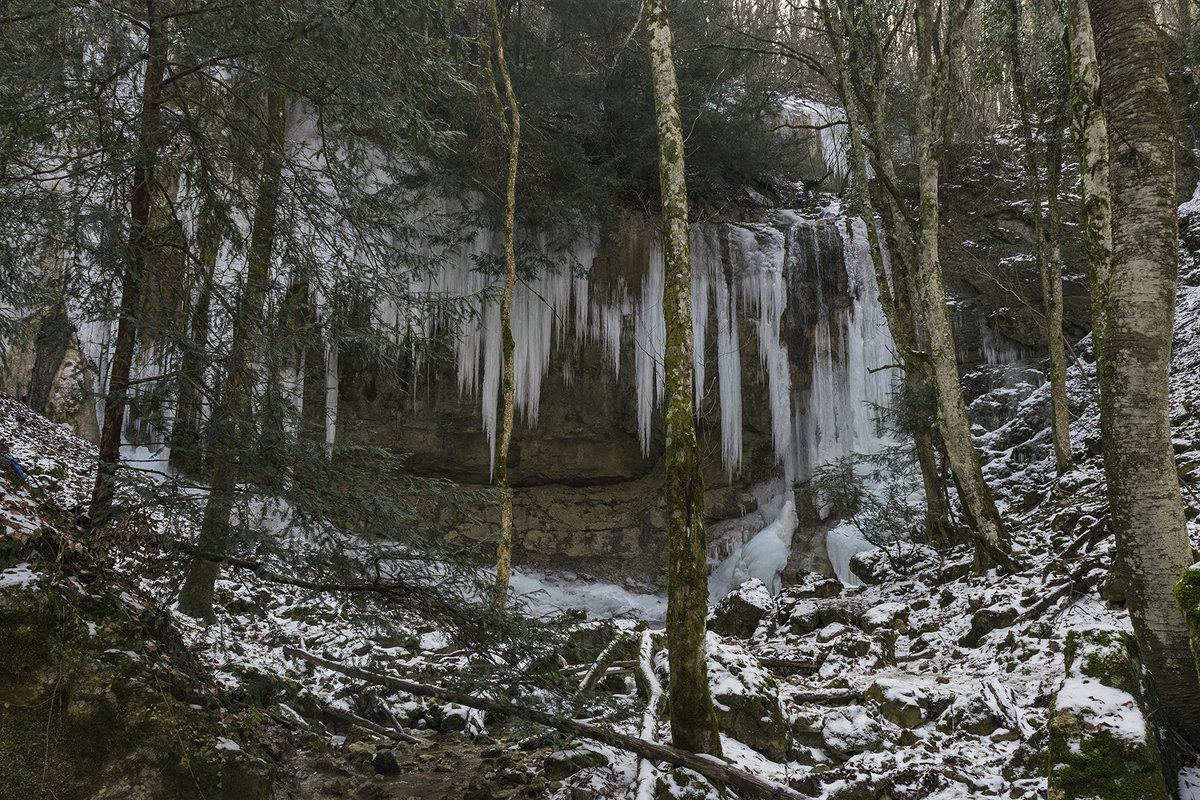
{"left": 437, "top": 211, "right": 897, "bottom": 483}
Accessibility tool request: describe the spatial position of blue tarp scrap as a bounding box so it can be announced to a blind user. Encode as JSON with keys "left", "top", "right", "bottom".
{"left": 1, "top": 452, "right": 26, "bottom": 481}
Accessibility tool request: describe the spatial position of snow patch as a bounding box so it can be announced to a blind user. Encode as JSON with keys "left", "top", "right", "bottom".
{"left": 1055, "top": 678, "right": 1147, "bottom": 743}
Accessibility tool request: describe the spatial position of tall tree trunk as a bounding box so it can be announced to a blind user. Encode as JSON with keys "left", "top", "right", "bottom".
{"left": 89, "top": 0, "right": 166, "bottom": 523}
{"left": 913, "top": 0, "right": 1011, "bottom": 569}
{"left": 178, "top": 90, "right": 288, "bottom": 620}
{"left": 1042, "top": 114, "right": 1073, "bottom": 476}
{"left": 487, "top": 0, "right": 520, "bottom": 613}
{"left": 643, "top": 0, "right": 722, "bottom": 757}
{"left": 822, "top": 7, "right": 955, "bottom": 548}
{"left": 1007, "top": 0, "right": 1072, "bottom": 475}
{"left": 1088, "top": 0, "right": 1200, "bottom": 746}
{"left": 171, "top": 196, "right": 222, "bottom": 474}
{"left": 1066, "top": 0, "right": 1112, "bottom": 353}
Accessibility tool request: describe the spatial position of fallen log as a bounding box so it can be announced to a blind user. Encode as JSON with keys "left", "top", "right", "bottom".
{"left": 320, "top": 703, "right": 422, "bottom": 744}
{"left": 758, "top": 656, "right": 824, "bottom": 676}
{"left": 284, "top": 646, "right": 810, "bottom": 800}
{"left": 788, "top": 689, "right": 863, "bottom": 705}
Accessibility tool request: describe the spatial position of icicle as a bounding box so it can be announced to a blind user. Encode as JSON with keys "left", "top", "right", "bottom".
{"left": 634, "top": 243, "right": 665, "bottom": 455}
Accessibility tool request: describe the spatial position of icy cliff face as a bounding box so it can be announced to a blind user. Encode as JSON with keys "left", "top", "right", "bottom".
{"left": 429, "top": 210, "right": 897, "bottom": 485}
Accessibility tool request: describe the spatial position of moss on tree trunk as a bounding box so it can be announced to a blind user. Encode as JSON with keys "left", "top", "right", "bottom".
{"left": 643, "top": 0, "right": 721, "bottom": 757}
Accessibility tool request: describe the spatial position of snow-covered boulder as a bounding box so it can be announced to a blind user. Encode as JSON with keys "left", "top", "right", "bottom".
{"left": 864, "top": 679, "right": 928, "bottom": 729}
{"left": 860, "top": 601, "right": 910, "bottom": 633}
{"left": 706, "top": 634, "right": 789, "bottom": 761}
{"left": 1047, "top": 629, "right": 1168, "bottom": 800}
{"left": 849, "top": 544, "right": 939, "bottom": 584}
{"left": 959, "top": 603, "right": 1018, "bottom": 647}
{"left": 781, "top": 571, "right": 844, "bottom": 600}
{"left": 708, "top": 578, "right": 774, "bottom": 638}
{"left": 774, "top": 595, "right": 821, "bottom": 636}
{"left": 819, "top": 704, "right": 884, "bottom": 758}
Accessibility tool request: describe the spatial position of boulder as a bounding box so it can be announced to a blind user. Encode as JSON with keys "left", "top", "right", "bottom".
{"left": 708, "top": 578, "right": 774, "bottom": 638}
{"left": 959, "top": 604, "right": 1018, "bottom": 647}
{"left": 820, "top": 705, "right": 884, "bottom": 758}
{"left": 1047, "top": 630, "right": 1168, "bottom": 800}
{"left": 544, "top": 748, "right": 609, "bottom": 781}
{"left": 706, "top": 635, "right": 790, "bottom": 761}
{"left": 864, "top": 680, "right": 927, "bottom": 729}
{"left": 774, "top": 596, "right": 821, "bottom": 636}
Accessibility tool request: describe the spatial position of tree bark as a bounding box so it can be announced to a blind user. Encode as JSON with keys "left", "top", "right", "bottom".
{"left": 818, "top": 0, "right": 958, "bottom": 550}
{"left": 643, "top": 0, "right": 722, "bottom": 758}
{"left": 1006, "top": 0, "right": 1072, "bottom": 475}
{"left": 1088, "top": 0, "right": 1200, "bottom": 746}
{"left": 913, "top": 0, "right": 1010, "bottom": 566}
{"left": 90, "top": 0, "right": 166, "bottom": 523}
{"left": 488, "top": 0, "right": 521, "bottom": 614}
{"left": 178, "top": 90, "right": 287, "bottom": 620}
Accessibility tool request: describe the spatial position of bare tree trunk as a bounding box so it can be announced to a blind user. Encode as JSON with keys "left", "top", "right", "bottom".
{"left": 1043, "top": 116, "right": 1073, "bottom": 476}
{"left": 178, "top": 90, "right": 287, "bottom": 620}
{"left": 913, "top": 0, "right": 1010, "bottom": 568}
{"left": 1006, "top": 0, "right": 1072, "bottom": 475}
{"left": 1088, "top": 0, "right": 1200, "bottom": 746}
{"left": 90, "top": 0, "right": 166, "bottom": 523}
{"left": 643, "top": 0, "right": 722, "bottom": 757}
{"left": 822, "top": 9, "right": 955, "bottom": 548}
{"left": 486, "top": 0, "right": 521, "bottom": 613}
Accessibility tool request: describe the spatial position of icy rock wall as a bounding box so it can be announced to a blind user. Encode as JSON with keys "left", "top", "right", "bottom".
{"left": 424, "top": 212, "right": 896, "bottom": 487}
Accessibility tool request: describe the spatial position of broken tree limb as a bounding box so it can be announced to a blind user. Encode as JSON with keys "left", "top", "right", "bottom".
{"left": 283, "top": 646, "right": 810, "bottom": 800}
{"left": 1017, "top": 557, "right": 1105, "bottom": 622}
{"left": 581, "top": 634, "right": 628, "bottom": 692}
{"left": 320, "top": 703, "right": 422, "bottom": 744}
{"left": 758, "top": 656, "right": 824, "bottom": 676}
{"left": 788, "top": 689, "right": 863, "bottom": 705}
{"left": 636, "top": 629, "right": 664, "bottom": 800}
{"left": 982, "top": 679, "right": 1033, "bottom": 741}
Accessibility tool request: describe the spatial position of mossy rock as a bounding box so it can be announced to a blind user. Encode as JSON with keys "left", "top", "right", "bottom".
{"left": 1046, "top": 703, "right": 1167, "bottom": 800}
{"left": 1048, "top": 629, "right": 1167, "bottom": 800}
{"left": 958, "top": 605, "right": 1018, "bottom": 647}
{"left": 655, "top": 767, "right": 730, "bottom": 800}
{"left": 0, "top": 583, "right": 274, "bottom": 800}
{"left": 1063, "top": 629, "right": 1140, "bottom": 697}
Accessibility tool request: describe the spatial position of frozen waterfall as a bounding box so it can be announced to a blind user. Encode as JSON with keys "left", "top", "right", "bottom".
{"left": 432, "top": 212, "right": 896, "bottom": 491}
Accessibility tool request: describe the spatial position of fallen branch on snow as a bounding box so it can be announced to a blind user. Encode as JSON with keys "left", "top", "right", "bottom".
{"left": 283, "top": 646, "right": 810, "bottom": 800}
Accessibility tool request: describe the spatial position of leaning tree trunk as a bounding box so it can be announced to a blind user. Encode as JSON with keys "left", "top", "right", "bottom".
{"left": 90, "top": 0, "right": 166, "bottom": 524}
{"left": 178, "top": 90, "right": 287, "bottom": 620}
{"left": 488, "top": 0, "right": 521, "bottom": 613}
{"left": 1088, "top": 0, "right": 1200, "bottom": 746}
{"left": 823, "top": 17, "right": 955, "bottom": 548}
{"left": 644, "top": 0, "right": 722, "bottom": 758}
{"left": 913, "top": 0, "right": 1011, "bottom": 569}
